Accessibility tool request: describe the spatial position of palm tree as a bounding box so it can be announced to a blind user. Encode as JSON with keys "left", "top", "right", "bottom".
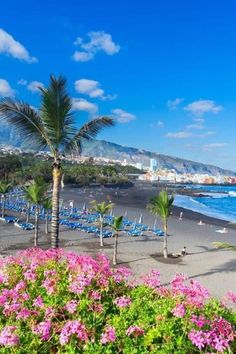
{"left": 0, "top": 75, "right": 114, "bottom": 248}
{"left": 24, "top": 179, "right": 48, "bottom": 246}
{"left": 90, "top": 200, "right": 114, "bottom": 247}
{"left": 110, "top": 215, "right": 123, "bottom": 265}
{"left": 43, "top": 198, "right": 52, "bottom": 234}
{"left": 0, "top": 182, "right": 12, "bottom": 217}
{"left": 147, "top": 190, "right": 174, "bottom": 258}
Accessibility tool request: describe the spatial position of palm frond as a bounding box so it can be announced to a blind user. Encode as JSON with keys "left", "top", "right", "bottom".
{"left": 111, "top": 215, "right": 123, "bottom": 231}
{"left": 213, "top": 242, "right": 236, "bottom": 251}
{"left": 0, "top": 182, "right": 12, "bottom": 194}
{"left": 40, "top": 75, "right": 75, "bottom": 150}
{"left": 90, "top": 200, "right": 114, "bottom": 215}
{"left": 147, "top": 190, "right": 174, "bottom": 221}
{"left": 64, "top": 116, "right": 115, "bottom": 155}
{"left": 0, "top": 98, "right": 50, "bottom": 150}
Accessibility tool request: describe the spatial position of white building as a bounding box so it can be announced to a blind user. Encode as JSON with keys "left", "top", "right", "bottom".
{"left": 150, "top": 158, "right": 157, "bottom": 172}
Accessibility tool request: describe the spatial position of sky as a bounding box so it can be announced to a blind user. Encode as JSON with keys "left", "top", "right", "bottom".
{"left": 1, "top": 0, "right": 236, "bottom": 170}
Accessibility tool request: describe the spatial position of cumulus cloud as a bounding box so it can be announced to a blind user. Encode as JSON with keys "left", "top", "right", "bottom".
{"left": 111, "top": 108, "right": 136, "bottom": 123}
{"left": 167, "top": 98, "right": 184, "bottom": 110}
{"left": 72, "top": 98, "right": 98, "bottom": 114}
{"left": 184, "top": 99, "right": 223, "bottom": 116}
{"left": 74, "top": 78, "right": 116, "bottom": 100}
{"left": 27, "top": 81, "right": 44, "bottom": 93}
{"left": 72, "top": 31, "right": 120, "bottom": 62}
{"left": 0, "top": 29, "right": 37, "bottom": 63}
{"left": 0, "top": 79, "right": 14, "bottom": 97}
{"left": 17, "top": 79, "right": 44, "bottom": 93}
{"left": 204, "top": 143, "right": 228, "bottom": 150}
{"left": 165, "top": 131, "right": 193, "bottom": 139}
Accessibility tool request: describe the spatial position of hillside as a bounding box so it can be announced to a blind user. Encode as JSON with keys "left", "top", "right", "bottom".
{"left": 0, "top": 123, "right": 235, "bottom": 176}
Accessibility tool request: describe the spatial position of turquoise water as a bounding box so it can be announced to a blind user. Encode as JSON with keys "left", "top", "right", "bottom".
{"left": 174, "top": 184, "right": 236, "bottom": 222}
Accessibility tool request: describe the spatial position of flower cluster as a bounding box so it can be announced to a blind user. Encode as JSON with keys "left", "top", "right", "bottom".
{"left": 0, "top": 248, "right": 234, "bottom": 353}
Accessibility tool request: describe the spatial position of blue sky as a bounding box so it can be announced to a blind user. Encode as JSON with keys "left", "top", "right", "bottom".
{"left": 1, "top": 0, "right": 236, "bottom": 170}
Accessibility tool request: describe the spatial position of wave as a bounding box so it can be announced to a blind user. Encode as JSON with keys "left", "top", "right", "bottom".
{"left": 174, "top": 195, "right": 236, "bottom": 222}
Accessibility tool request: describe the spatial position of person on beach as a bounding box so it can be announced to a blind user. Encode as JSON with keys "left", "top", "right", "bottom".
{"left": 181, "top": 246, "right": 187, "bottom": 256}
{"left": 179, "top": 211, "right": 183, "bottom": 220}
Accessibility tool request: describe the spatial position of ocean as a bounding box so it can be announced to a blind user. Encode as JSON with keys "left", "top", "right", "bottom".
{"left": 174, "top": 184, "right": 236, "bottom": 222}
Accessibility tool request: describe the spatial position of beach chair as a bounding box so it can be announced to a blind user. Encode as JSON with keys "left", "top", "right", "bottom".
{"left": 15, "top": 222, "right": 35, "bottom": 230}
{"left": 0, "top": 216, "right": 18, "bottom": 223}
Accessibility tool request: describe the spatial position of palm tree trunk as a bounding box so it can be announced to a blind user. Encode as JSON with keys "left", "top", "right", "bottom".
{"left": 163, "top": 221, "right": 168, "bottom": 258}
{"left": 34, "top": 208, "right": 39, "bottom": 247}
{"left": 45, "top": 212, "right": 48, "bottom": 234}
{"left": 100, "top": 215, "right": 104, "bottom": 247}
{"left": 26, "top": 202, "right": 30, "bottom": 223}
{"left": 113, "top": 233, "right": 118, "bottom": 265}
{"left": 51, "top": 162, "right": 61, "bottom": 248}
{"left": 1, "top": 195, "right": 5, "bottom": 218}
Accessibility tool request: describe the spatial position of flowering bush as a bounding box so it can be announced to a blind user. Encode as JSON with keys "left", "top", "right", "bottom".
{"left": 0, "top": 248, "right": 235, "bottom": 353}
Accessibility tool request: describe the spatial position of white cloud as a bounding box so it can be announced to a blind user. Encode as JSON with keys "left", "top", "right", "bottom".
{"left": 184, "top": 99, "right": 223, "bottom": 116}
{"left": 111, "top": 108, "right": 136, "bottom": 123}
{"left": 203, "top": 143, "right": 228, "bottom": 151}
{"left": 72, "top": 98, "right": 98, "bottom": 114}
{"left": 157, "top": 121, "right": 164, "bottom": 127}
{"left": 0, "top": 29, "right": 37, "bottom": 63}
{"left": 199, "top": 131, "right": 216, "bottom": 138}
{"left": 167, "top": 98, "right": 184, "bottom": 110}
{"left": 17, "top": 78, "right": 27, "bottom": 85}
{"left": 0, "top": 79, "right": 14, "bottom": 97}
{"left": 27, "top": 81, "right": 44, "bottom": 93}
{"left": 72, "top": 31, "right": 120, "bottom": 62}
{"left": 193, "top": 118, "right": 205, "bottom": 123}
{"left": 186, "top": 124, "right": 204, "bottom": 130}
{"left": 72, "top": 51, "right": 94, "bottom": 62}
{"left": 74, "top": 78, "right": 116, "bottom": 100}
{"left": 165, "top": 131, "right": 193, "bottom": 139}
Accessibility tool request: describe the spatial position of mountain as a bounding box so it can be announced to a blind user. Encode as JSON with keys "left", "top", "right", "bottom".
{"left": 81, "top": 139, "right": 236, "bottom": 176}
{"left": 0, "top": 123, "right": 235, "bottom": 176}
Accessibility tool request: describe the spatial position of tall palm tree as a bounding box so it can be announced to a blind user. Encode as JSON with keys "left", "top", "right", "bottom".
{"left": 24, "top": 179, "right": 48, "bottom": 246}
{"left": 110, "top": 215, "right": 123, "bottom": 265}
{"left": 147, "top": 190, "right": 174, "bottom": 258}
{"left": 0, "top": 75, "right": 114, "bottom": 248}
{"left": 43, "top": 198, "right": 52, "bottom": 234}
{"left": 90, "top": 200, "right": 114, "bottom": 247}
{"left": 0, "top": 182, "right": 12, "bottom": 218}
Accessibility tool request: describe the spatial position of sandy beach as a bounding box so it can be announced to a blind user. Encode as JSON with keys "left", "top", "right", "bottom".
{"left": 0, "top": 183, "right": 236, "bottom": 299}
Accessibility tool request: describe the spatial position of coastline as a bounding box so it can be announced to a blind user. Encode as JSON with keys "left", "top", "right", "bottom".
{"left": 62, "top": 183, "right": 236, "bottom": 229}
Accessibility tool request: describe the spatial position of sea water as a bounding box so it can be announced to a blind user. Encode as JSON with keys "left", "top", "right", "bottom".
{"left": 173, "top": 184, "right": 236, "bottom": 222}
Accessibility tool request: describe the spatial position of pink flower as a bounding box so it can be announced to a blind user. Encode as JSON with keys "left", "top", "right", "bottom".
{"left": 64, "top": 300, "right": 78, "bottom": 314}
{"left": 142, "top": 269, "right": 161, "bottom": 289}
{"left": 59, "top": 320, "right": 88, "bottom": 345}
{"left": 101, "top": 326, "right": 116, "bottom": 344}
{"left": 24, "top": 269, "right": 37, "bottom": 282}
{"left": 188, "top": 329, "right": 205, "bottom": 350}
{"left": 89, "top": 290, "right": 101, "bottom": 301}
{"left": 33, "top": 296, "right": 44, "bottom": 308}
{"left": 42, "top": 278, "right": 56, "bottom": 295}
{"left": 172, "top": 304, "right": 186, "bottom": 318}
{"left": 0, "top": 326, "right": 19, "bottom": 347}
{"left": 33, "top": 321, "right": 51, "bottom": 341}
{"left": 191, "top": 315, "right": 208, "bottom": 328}
{"left": 114, "top": 296, "right": 132, "bottom": 308}
{"left": 44, "top": 307, "right": 56, "bottom": 319}
{"left": 16, "top": 308, "right": 32, "bottom": 320}
{"left": 226, "top": 291, "right": 236, "bottom": 304}
{"left": 126, "top": 326, "right": 145, "bottom": 337}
